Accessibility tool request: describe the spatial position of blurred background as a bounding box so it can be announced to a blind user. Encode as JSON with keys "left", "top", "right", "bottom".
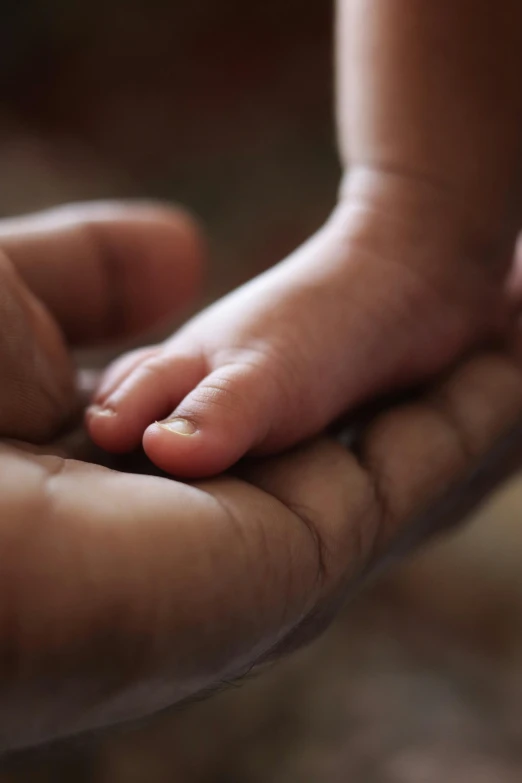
{"left": 0, "top": 0, "right": 337, "bottom": 300}
{"left": 2, "top": 1, "right": 522, "bottom": 781}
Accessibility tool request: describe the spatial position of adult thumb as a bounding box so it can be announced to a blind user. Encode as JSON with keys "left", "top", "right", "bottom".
{"left": 0, "top": 251, "right": 75, "bottom": 442}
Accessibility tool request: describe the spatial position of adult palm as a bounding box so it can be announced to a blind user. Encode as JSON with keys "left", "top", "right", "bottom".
{"left": 0, "top": 203, "right": 521, "bottom": 751}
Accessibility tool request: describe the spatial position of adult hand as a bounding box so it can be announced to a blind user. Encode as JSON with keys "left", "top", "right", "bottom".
{"left": 0, "top": 204, "right": 522, "bottom": 752}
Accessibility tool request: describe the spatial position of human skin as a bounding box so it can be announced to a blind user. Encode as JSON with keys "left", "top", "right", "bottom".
{"left": 0, "top": 201, "right": 203, "bottom": 442}
{"left": 0, "top": 204, "right": 521, "bottom": 750}
{"left": 87, "top": 0, "right": 522, "bottom": 478}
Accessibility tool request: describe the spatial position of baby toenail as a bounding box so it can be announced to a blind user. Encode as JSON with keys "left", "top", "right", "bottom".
{"left": 158, "top": 417, "right": 197, "bottom": 436}
{"left": 88, "top": 404, "right": 116, "bottom": 418}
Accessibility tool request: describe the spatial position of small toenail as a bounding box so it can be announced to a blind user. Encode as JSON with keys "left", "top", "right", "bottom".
{"left": 157, "top": 417, "right": 197, "bottom": 436}
{"left": 88, "top": 404, "right": 116, "bottom": 418}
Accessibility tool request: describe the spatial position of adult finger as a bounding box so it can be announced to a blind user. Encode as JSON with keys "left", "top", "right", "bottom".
{"left": 240, "top": 351, "right": 522, "bottom": 655}
{"left": 0, "top": 201, "right": 204, "bottom": 345}
{"left": 0, "top": 250, "right": 74, "bottom": 441}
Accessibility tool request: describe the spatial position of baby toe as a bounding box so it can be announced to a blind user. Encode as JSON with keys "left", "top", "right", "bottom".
{"left": 143, "top": 359, "right": 274, "bottom": 477}
{"left": 87, "top": 349, "right": 206, "bottom": 453}
{"left": 93, "top": 346, "right": 161, "bottom": 404}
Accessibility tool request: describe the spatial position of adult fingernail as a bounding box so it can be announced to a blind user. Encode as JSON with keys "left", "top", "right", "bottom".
{"left": 157, "top": 417, "right": 197, "bottom": 436}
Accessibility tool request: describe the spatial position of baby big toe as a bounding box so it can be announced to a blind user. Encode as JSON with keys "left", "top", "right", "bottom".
{"left": 143, "top": 361, "right": 273, "bottom": 477}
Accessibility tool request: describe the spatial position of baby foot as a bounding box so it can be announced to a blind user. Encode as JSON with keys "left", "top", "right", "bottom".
{"left": 87, "top": 181, "right": 507, "bottom": 477}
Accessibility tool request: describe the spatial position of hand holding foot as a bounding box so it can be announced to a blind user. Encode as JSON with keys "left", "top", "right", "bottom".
{"left": 1, "top": 201, "right": 522, "bottom": 751}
